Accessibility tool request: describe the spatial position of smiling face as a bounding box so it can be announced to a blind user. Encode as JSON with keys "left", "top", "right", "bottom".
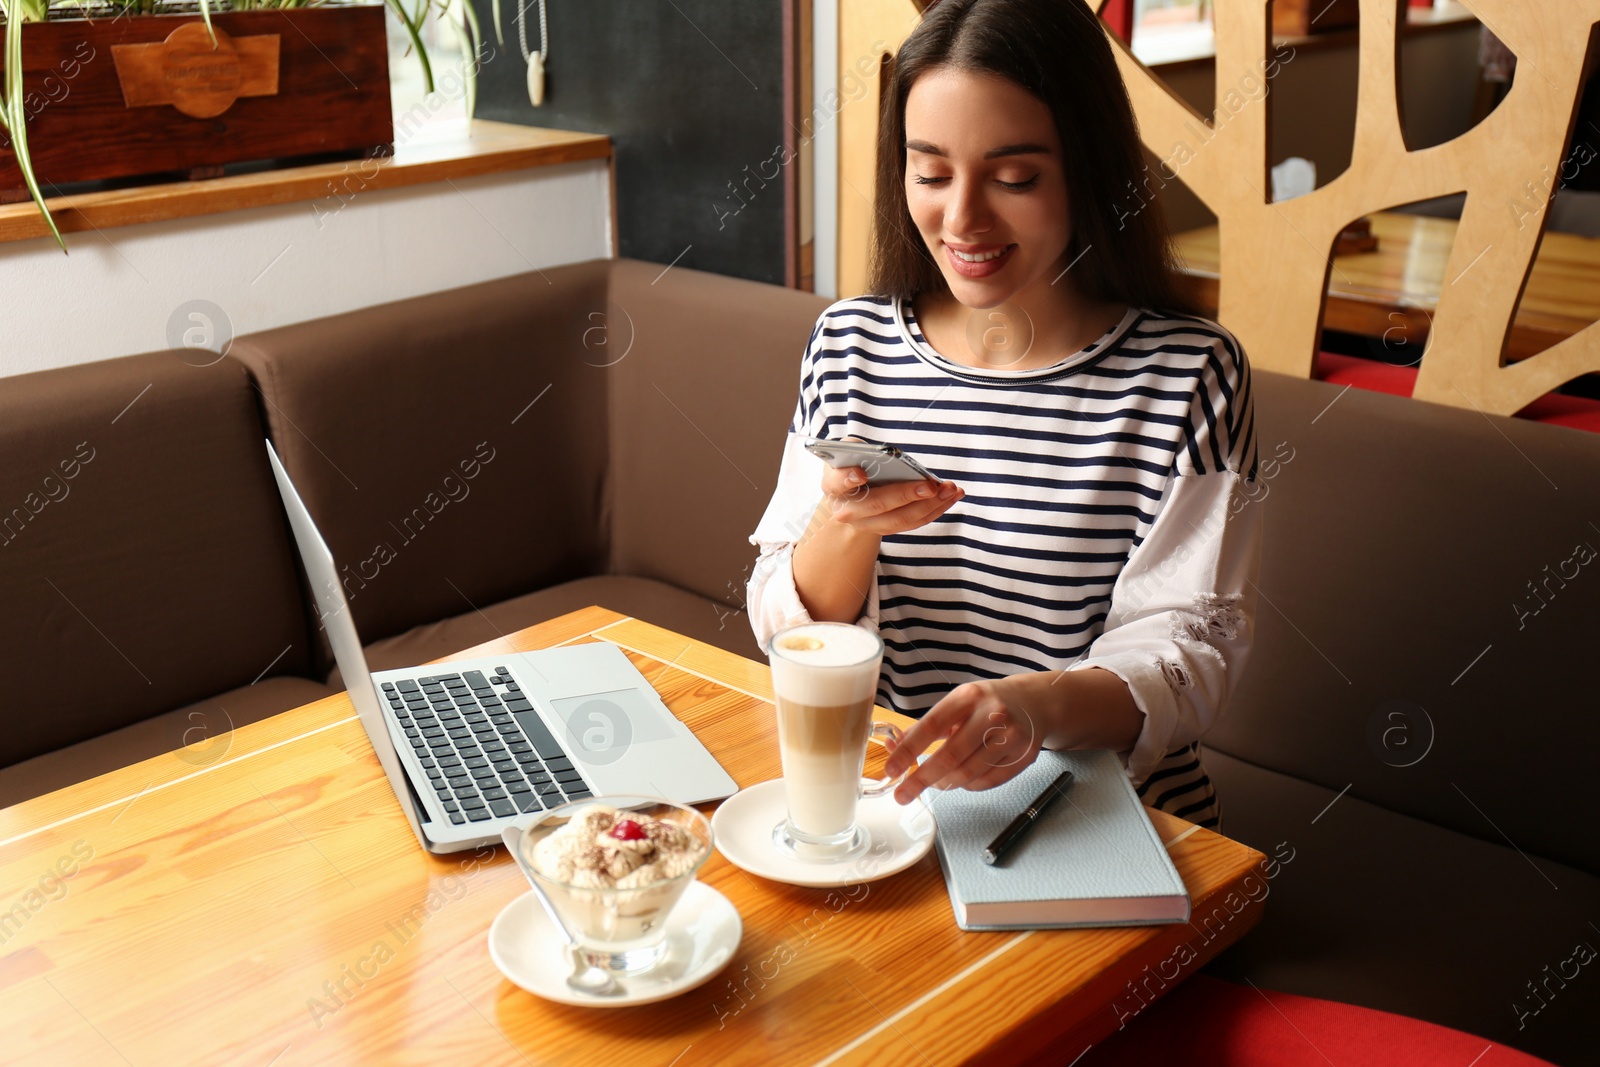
{"left": 903, "top": 66, "right": 1073, "bottom": 312}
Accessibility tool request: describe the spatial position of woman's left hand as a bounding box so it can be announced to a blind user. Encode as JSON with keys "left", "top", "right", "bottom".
{"left": 881, "top": 677, "right": 1045, "bottom": 804}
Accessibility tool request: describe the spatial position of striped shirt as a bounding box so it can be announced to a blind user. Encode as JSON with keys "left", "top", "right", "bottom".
{"left": 748, "top": 295, "right": 1261, "bottom": 829}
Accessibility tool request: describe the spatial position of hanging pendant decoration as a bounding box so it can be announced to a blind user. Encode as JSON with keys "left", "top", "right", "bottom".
{"left": 527, "top": 50, "right": 545, "bottom": 107}
{"left": 517, "top": 0, "right": 548, "bottom": 108}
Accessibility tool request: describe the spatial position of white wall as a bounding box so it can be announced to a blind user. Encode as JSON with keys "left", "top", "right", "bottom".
{"left": 812, "top": 0, "right": 839, "bottom": 299}
{"left": 0, "top": 158, "right": 613, "bottom": 378}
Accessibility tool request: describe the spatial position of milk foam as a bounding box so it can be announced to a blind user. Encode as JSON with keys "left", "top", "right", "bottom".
{"left": 769, "top": 622, "right": 881, "bottom": 706}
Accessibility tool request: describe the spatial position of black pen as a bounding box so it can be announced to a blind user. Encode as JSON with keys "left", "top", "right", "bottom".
{"left": 981, "top": 770, "right": 1075, "bottom": 865}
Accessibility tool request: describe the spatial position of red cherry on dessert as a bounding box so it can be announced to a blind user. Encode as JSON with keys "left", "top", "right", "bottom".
{"left": 609, "top": 818, "right": 647, "bottom": 841}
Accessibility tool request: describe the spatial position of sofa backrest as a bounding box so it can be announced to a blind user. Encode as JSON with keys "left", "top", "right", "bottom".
{"left": 228, "top": 257, "right": 829, "bottom": 660}
{"left": 0, "top": 352, "right": 316, "bottom": 767}
{"left": 1211, "top": 370, "right": 1600, "bottom": 876}
{"left": 600, "top": 259, "right": 830, "bottom": 610}
{"left": 228, "top": 263, "right": 614, "bottom": 657}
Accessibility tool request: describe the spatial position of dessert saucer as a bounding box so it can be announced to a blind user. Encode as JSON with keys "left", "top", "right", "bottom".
{"left": 489, "top": 881, "right": 741, "bottom": 1007}
{"left": 711, "top": 778, "right": 936, "bottom": 888}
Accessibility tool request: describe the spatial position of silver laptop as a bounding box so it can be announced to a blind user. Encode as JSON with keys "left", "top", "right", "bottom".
{"left": 266, "top": 441, "right": 737, "bottom": 854}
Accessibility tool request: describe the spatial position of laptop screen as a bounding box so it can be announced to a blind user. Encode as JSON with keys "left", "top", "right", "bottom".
{"left": 265, "top": 440, "right": 434, "bottom": 850}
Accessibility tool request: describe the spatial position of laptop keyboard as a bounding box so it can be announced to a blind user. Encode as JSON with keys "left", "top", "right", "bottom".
{"left": 381, "top": 665, "right": 593, "bottom": 826}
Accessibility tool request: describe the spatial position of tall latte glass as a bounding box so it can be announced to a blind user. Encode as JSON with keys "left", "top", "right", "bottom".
{"left": 768, "top": 622, "right": 907, "bottom": 859}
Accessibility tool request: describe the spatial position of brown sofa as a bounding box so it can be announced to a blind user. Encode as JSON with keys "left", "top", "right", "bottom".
{"left": 0, "top": 258, "right": 822, "bottom": 808}
{"left": 0, "top": 351, "right": 338, "bottom": 800}
{"left": 2, "top": 257, "right": 1595, "bottom": 1065}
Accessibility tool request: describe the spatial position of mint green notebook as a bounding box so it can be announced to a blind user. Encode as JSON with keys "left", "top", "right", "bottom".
{"left": 928, "top": 749, "right": 1190, "bottom": 930}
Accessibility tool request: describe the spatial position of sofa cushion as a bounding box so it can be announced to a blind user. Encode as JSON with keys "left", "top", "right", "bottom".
{"left": 1083, "top": 974, "right": 1558, "bottom": 1067}
{"left": 1214, "top": 370, "right": 1600, "bottom": 877}
{"left": 0, "top": 676, "right": 336, "bottom": 808}
{"left": 1201, "top": 748, "right": 1600, "bottom": 1067}
{"left": 327, "top": 575, "right": 764, "bottom": 688}
{"left": 602, "top": 258, "right": 830, "bottom": 609}
{"left": 0, "top": 351, "right": 318, "bottom": 771}
{"left": 228, "top": 262, "right": 614, "bottom": 659}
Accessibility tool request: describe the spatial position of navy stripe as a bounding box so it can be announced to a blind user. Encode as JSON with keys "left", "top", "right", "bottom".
{"left": 1135, "top": 756, "right": 1202, "bottom": 792}
{"left": 825, "top": 388, "right": 1193, "bottom": 428}
{"left": 879, "top": 593, "right": 1108, "bottom": 632}
{"left": 934, "top": 511, "right": 1140, "bottom": 539}
{"left": 884, "top": 532, "right": 1132, "bottom": 564}
{"left": 1235, "top": 362, "right": 1256, "bottom": 476}
{"left": 1130, "top": 322, "right": 1236, "bottom": 342}
{"left": 881, "top": 633, "right": 1091, "bottom": 674}
{"left": 877, "top": 551, "right": 1125, "bottom": 588}
{"left": 832, "top": 404, "right": 1185, "bottom": 453}
{"left": 814, "top": 369, "right": 1199, "bottom": 415}
{"left": 1077, "top": 362, "right": 1207, "bottom": 384}
{"left": 818, "top": 324, "right": 907, "bottom": 346}
{"left": 880, "top": 615, "right": 1099, "bottom": 661}
{"left": 1171, "top": 791, "right": 1220, "bottom": 821}
{"left": 957, "top": 494, "right": 1157, "bottom": 524}
{"left": 1182, "top": 408, "right": 1207, "bottom": 474}
{"left": 826, "top": 303, "right": 896, "bottom": 324}
{"left": 1151, "top": 774, "right": 1213, "bottom": 813}
{"left": 880, "top": 577, "right": 1112, "bottom": 613}
{"left": 905, "top": 466, "right": 1169, "bottom": 501}
{"left": 808, "top": 349, "right": 930, "bottom": 375}
{"left": 1196, "top": 369, "right": 1224, "bottom": 474}
{"left": 1205, "top": 349, "right": 1236, "bottom": 443}
{"left": 815, "top": 432, "right": 1174, "bottom": 477}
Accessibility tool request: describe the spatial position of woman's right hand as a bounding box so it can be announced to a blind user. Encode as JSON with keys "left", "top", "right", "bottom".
{"left": 818, "top": 467, "right": 964, "bottom": 536}
{"left": 791, "top": 467, "right": 961, "bottom": 622}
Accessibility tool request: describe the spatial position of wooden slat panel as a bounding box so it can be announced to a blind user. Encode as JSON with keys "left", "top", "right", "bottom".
{"left": 1116, "top": 0, "right": 1600, "bottom": 413}
{"left": 1175, "top": 211, "right": 1600, "bottom": 361}
{"left": 838, "top": 0, "right": 1600, "bottom": 414}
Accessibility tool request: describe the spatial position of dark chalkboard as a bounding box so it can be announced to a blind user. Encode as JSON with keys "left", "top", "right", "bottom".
{"left": 468, "top": 0, "right": 790, "bottom": 285}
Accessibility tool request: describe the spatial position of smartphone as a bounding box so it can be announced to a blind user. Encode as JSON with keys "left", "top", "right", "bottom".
{"left": 803, "top": 437, "right": 941, "bottom": 486}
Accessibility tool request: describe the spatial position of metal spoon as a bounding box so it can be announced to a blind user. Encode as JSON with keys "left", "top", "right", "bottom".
{"left": 502, "top": 824, "right": 625, "bottom": 998}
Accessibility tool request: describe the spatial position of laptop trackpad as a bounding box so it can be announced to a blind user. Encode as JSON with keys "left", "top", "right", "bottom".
{"left": 549, "top": 689, "right": 677, "bottom": 763}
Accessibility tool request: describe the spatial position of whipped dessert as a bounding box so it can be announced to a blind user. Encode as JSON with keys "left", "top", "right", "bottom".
{"left": 531, "top": 804, "right": 703, "bottom": 889}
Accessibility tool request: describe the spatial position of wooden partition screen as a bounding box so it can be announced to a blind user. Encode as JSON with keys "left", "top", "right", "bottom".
{"left": 837, "top": 0, "right": 1600, "bottom": 416}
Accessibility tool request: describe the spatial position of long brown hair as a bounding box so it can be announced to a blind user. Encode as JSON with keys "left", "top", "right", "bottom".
{"left": 868, "top": 0, "right": 1196, "bottom": 315}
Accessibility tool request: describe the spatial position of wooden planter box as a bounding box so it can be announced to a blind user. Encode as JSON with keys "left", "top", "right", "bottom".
{"left": 0, "top": 5, "right": 392, "bottom": 201}
{"left": 1273, "top": 0, "right": 1360, "bottom": 36}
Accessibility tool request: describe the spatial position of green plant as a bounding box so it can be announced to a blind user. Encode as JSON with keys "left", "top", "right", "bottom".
{"left": 1, "top": 0, "right": 60, "bottom": 246}
{"left": 0, "top": 0, "right": 482, "bottom": 252}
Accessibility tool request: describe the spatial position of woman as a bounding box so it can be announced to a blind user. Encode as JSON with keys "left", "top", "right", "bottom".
{"left": 747, "top": 0, "right": 1260, "bottom": 829}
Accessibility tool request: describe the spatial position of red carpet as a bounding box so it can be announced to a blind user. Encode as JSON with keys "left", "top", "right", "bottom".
{"left": 1315, "top": 352, "right": 1600, "bottom": 433}
{"left": 1080, "top": 975, "right": 1556, "bottom": 1067}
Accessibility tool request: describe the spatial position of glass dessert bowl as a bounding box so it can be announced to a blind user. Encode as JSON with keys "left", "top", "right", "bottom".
{"left": 518, "top": 796, "right": 714, "bottom": 975}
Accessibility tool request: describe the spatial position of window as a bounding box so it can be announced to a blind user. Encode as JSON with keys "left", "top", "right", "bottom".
{"left": 1132, "top": 0, "right": 1215, "bottom": 66}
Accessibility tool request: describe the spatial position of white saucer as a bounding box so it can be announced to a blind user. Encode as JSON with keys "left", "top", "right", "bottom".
{"left": 488, "top": 880, "right": 741, "bottom": 1007}
{"left": 711, "top": 778, "right": 936, "bottom": 888}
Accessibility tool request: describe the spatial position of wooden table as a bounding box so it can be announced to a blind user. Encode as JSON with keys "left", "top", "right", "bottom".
{"left": 1173, "top": 211, "right": 1600, "bottom": 361}
{"left": 0, "top": 607, "right": 1267, "bottom": 1066}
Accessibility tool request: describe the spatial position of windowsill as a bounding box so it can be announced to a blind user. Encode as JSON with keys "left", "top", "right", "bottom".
{"left": 1131, "top": 1, "right": 1480, "bottom": 72}
{"left": 0, "top": 120, "right": 612, "bottom": 246}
